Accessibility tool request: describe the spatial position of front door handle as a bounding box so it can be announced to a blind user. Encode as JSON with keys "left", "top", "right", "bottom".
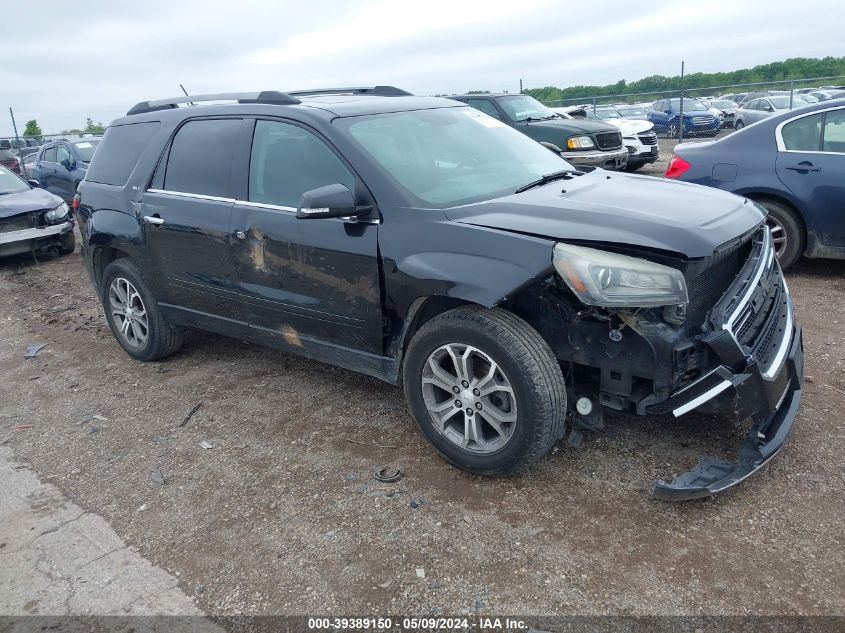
{"left": 144, "top": 215, "right": 165, "bottom": 225}
{"left": 785, "top": 161, "right": 821, "bottom": 173}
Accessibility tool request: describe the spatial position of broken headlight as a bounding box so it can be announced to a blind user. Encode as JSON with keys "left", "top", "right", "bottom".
{"left": 45, "top": 202, "right": 69, "bottom": 223}
{"left": 553, "top": 243, "right": 688, "bottom": 307}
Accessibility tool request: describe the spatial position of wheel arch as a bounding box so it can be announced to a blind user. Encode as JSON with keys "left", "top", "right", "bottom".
{"left": 739, "top": 190, "right": 810, "bottom": 251}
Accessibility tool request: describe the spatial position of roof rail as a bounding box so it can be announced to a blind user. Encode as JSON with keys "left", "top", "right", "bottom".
{"left": 288, "top": 86, "right": 412, "bottom": 97}
{"left": 126, "top": 91, "right": 301, "bottom": 116}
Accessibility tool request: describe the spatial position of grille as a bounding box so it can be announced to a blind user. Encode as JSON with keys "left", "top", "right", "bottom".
{"left": 0, "top": 213, "right": 35, "bottom": 233}
{"left": 637, "top": 131, "right": 658, "bottom": 146}
{"left": 594, "top": 131, "right": 622, "bottom": 150}
{"left": 685, "top": 238, "right": 752, "bottom": 329}
{"left": 692, "top": 116, "right": 713, "bottom": 126}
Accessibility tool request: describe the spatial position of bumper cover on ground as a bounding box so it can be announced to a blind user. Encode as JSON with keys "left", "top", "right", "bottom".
{"left": 651, "top": 324, "right": 804, "bottom": 501}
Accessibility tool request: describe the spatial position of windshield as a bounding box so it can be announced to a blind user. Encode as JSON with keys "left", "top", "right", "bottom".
{"left": 711, "top": 100, "right": 735, "bottom": 108}
{"left": 496, "top": 96, "right": 557, "bottom": 122}
{"left": 0, "top": 166, "right": 29, "bottom": 195}
{"left": 73, "top": 139, "right": 100, "bottom": 161}
{"left": 669, "top": 99, "right": 708, "bottom": 112}
{"left": 770, "top": 96, "right": 799, "bottom": 109}
{"left": 340, "top": 107, "right": 573, "bottom": 207}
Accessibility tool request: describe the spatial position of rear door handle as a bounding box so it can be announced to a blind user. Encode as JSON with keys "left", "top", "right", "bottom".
{"left": 785, "top": 162, "right": 821, "bottom": 173}
{"left": 143, "top": 215, "right": 165, "bottom": 225}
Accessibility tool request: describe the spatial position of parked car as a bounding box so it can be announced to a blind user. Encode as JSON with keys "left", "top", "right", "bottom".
{"left": 19, "top": 153, "right": 38, "bottom": 179}
{"left": 30, "top": 137, "right": 100, "bottom": 202}
{"left": 666, "top": 98, "right": 845, "bottom": 269}
{"left": 648, "top": 98, "right": 721, "bottom": 138}
{"left": 0, "top": 165, "right": 75, "bottom": 258}
{"left": 0, "top": 140, "right": 21, "bottom": 174}
{"left": 75, "top": 87, "right": 803, "bottom": 500}
{"left": 734, "top": 95, "right": 810, "bottom": 130}
{"left": 451, "top": 93, "right": 628, "bottom": 170}
{"left": 613, "top": 104, "right": 649, "bottom": 121}
{"left": 554, "top": 106, "right": 659, "bottom": 171}
{"left": 705, "top": 99, "right": 739, "bottom": 128}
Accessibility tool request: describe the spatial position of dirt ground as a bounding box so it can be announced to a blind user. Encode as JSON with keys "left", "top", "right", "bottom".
{"left": 1, "top": 190, "right": 844, "bottom": 617}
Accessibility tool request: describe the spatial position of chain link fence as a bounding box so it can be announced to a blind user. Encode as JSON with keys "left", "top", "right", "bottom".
{"left": 539, "top": 74, "right": 845, "bottom": 142}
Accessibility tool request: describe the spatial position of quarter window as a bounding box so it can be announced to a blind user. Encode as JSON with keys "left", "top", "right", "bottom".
{"left": 822, "top": 109, "right": 845, "bottom": 153}
{"left": 248, "top": 120, "right": 355, "bottom": 208}
{"left": 163, "top": 119, "right": 241, "bottom": 197}
{"left": 781, "top": 113, "right": 822, "bottom": 151}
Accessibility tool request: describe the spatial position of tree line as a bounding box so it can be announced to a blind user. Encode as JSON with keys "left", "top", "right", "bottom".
{"left": 524, "top": 56, "right": 845, "bottom": 103}
{"left": 20, "top": 117, "right": 105, "bottom": 138}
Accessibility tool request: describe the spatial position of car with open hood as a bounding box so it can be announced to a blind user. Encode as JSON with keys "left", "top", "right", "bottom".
{"left": 75, "top": 87, "right": 804, "bottom": 501}
{"left": 451, "top": 93, "right": 629, "bottom": 170}
{"left": 0, "top": 165, "right": 75, "bottom": 258}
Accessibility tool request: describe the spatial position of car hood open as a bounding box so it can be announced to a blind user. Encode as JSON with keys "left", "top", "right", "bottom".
{"left": 0, "top": 187, "right": 63, "bottom": 219}
{"left": 444, "top": 171, "right": 765, "bottom": 258}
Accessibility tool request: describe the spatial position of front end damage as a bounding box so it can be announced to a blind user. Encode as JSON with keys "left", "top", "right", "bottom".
{"left": 515, "top": 225, "right": 803, "bottom": 501}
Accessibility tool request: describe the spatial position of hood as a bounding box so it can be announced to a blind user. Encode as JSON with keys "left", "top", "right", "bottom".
{"left": 604, "top": 118, "right": 654, "bottom": 136}
{"left": 523, "top": 117, "right": 618, "bottom": 135}
{"left": 444, "top": 171, "right": 764, "bottom": 259}
{"left": 0, "top": 187, "right": 63, "bottom": 219}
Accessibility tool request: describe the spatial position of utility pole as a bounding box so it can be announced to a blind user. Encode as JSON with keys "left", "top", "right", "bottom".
{"left": 678, "top": 61, "right": 685, "bottom": 142}
{"left": 519, "top": 78, "right": 523, "bottom": 94}
{"left": 9, "top": 107, "right": 20, "bottom": 144}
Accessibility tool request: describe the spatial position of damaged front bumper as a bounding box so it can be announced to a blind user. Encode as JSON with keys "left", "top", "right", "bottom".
{"left": 650, "top": 228, "right": 804, "bottom": 501}
{"left": 651, "top": 322, "right": 803, "bottom": 501}
{"left": 0, "top": 221, "right": 74, "bottom": 256}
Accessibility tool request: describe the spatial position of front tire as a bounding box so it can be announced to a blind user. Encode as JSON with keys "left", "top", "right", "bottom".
{"left": 734, "top": 119, "right": 745, "bottom": 131}
{"left": 101, "top": 259, "right": 183, "bottom": 361}
{"left": 403, "top": 306, "right": 566, "bottom": 476}
{"left": 59, "top": 232, "right": 75, "bottom": 255}
{"left": 758, "top": 199, "right": 804, "bottom": 269}
{"left": 666, "top": 121, "right": 680, "bottom": 139}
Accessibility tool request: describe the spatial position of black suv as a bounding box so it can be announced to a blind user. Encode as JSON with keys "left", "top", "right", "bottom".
{"left": 451, "top": 93, "right": 629, "bottom": 170}
{"left": 77, "top": 87, "right": 804, "bottom": 500}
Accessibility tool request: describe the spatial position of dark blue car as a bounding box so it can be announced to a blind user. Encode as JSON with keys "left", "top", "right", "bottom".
{"left": 30, "top": 137, "right": 101, "bottom": 203}
{"left": 648, "top": 98, "right": 721, "bottom": 138}
{"left": 666, "top": 98, "right": 845, "bottom": 268}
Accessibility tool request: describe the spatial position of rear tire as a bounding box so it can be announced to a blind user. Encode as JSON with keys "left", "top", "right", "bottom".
{"left": 757, "top": 199, "right": 804, "bottom": 269}
{"left": 403, "top": 306, "right": 566, "bottom": 476}
{"left": 101, "top": 259, "right": 183, "bottom": 361}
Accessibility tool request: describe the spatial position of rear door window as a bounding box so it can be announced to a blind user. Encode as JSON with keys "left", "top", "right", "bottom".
{"left": 822, "top": 109, "right": 845, "bottom": 153}
{"left": 86, "top": 122, "right": 160, "bottom": 186}
{"left": 163, "top": 119, "right": 241, "bottom": 197}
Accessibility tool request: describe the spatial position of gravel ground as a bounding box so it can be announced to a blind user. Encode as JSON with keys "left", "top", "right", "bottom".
{"left": 1, "top": 164, "right": 843, "bottom": 618}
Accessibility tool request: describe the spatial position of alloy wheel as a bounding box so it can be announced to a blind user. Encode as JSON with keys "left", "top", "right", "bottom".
{"left": 421, "top": 343, "right": 517, "bottom": 454}
{"left": 108, "top": 277, "right": 149, "bottom": 348}
{"left": 667, "top": 123, "right": 679, "bottom": 138}
{"left": 766, "top": 217, "right": 788, "bottom": 260}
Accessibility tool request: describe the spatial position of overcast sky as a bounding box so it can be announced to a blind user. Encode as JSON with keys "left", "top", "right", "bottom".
{"left": 3, "top": 0, "right": 843, "bottom": 136}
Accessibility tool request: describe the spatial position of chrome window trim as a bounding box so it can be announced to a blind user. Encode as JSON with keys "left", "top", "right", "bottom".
{"left": 146, "top": 188, "right": 235, "bottom": 203}
{"left": 235, "top": 199, "right": 297, "bottom": 212}
{"left": 774, "top": 104, "right": 845, "bottom": 152}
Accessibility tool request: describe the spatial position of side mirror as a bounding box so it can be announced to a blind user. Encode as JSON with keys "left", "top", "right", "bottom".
{"left": 296, "top": 183, "right": 363, "bottom": 220}
{"left": 664, "top": 109, "right": 672, "bottom": 115}
{"left": 28, "top": 179, "right": 40, "bottom": 188}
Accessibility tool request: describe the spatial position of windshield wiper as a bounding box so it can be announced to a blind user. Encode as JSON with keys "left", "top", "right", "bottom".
{"left": 514, "top": 169, "right": 582, "bottom": 194}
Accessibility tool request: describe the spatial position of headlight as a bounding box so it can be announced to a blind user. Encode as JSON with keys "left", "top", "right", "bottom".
{"left": 566, "top": 136, "right": 595, "bottom": 150}
{"left": 553, "top": 243, "right": 688, "bottom": 307}
{"left": 45, "top": 202, "right": 69, "bottom": 223}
